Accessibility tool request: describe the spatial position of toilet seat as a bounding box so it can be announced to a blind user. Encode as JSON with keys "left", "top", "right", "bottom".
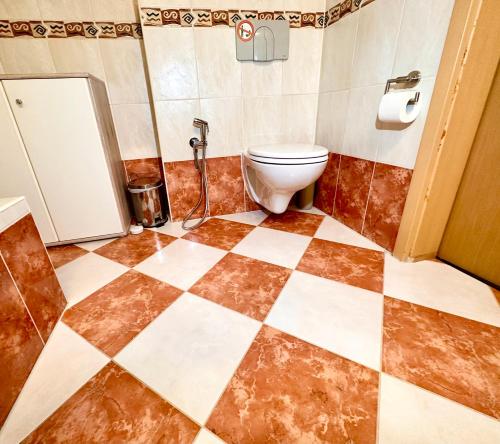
{"left": 247, "top": 144, "right": 328, "bottom": 165}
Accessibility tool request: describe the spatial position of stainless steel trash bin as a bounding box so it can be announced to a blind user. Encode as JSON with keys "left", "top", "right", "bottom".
{"left": 128, "top": 177, "right": 166, "bottom": 227}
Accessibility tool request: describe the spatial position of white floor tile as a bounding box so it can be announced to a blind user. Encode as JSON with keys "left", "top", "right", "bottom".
{"left": 194, "top": 428, "right": 227, "bottom": 444}
{"left": 315, "top": 217, "right": 384, "bottom": 251}
{"left": 378, "top": 374, "right": 500, "bottom": 444}
{"left": 232, "top": 227, "right": 311, "bottom": 268}
{"left": 134, "top": 239, "right": 227, "bottom": 291}
{"left": 0, "top": 323, "right": 109, "bottom": 444}
{"left": 216, "top": 210, "right": 268, "bottom": 226}
{"left": 384, "top": 254, "right": 500, "bottom": 327}
{"left": 266, "top": 270, "right": 384, "bottom": 370}
{"left": 56, "top": 253, "right": 128, "bottom": 307}
{"left": 75, "top": 237, "right": 116, "bottom": 251}
{"left": 288, "top": 204, "right": 327, "bottom": 216}
{"left": 148, "top": 220, "right": 189, "bottom": 237}
{"left": 115, "top": 293, "right": 261, "bottom": 424}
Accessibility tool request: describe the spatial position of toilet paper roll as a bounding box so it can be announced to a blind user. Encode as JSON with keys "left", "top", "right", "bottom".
{"left": 378, "top": 91, "right": 422, "bottom": 123}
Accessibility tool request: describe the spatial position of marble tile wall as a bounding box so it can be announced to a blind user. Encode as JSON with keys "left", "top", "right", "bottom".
{"left": 140, "top": 0, "right": 325, "bottom": 219}
{"left": 316, "top": 0, "right": 455, "bottom": 169}
{"left": 0, "top": 0, "right": 161, "bottom": 174}
{"left": 314, "top": 0, "right": 454, "bottom": 251}
{"left": 165, "top": 155, "right": 255, "bottom": 222}
{"left": 314, "top": 154, "right": 412, "bottom": 252}
{"left": 0, "top": 210, "right": 66, "bottom": 427}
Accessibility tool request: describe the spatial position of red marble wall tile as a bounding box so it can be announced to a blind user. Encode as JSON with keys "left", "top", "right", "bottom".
{"left": 123, "top": 157, "right": 163, "bottom": 183}
{"left": 207, "top": 156, "right": 245, "bottom": 216}
{"left": 164, "top": 160, "right": 207, "bottom": 222}
{"left": 362, "top": 163, "right": 413, "bottom": 252}
{"left": 0, "top": 215, "right": 66, "bottom": 342}
{"left": 244, "top": 190, "right": 262, "bottom": 212}
{"left": 334, "top": 155, "right": 375, "bottom": 233}
{"left": 165, "top": 156, "right": 247, "bottom": 221}
{"left": 313, "top": 152, "right": 340, "bottom": 215}
{"left": 0, "top": 256, "right": 44, "bottom": 427}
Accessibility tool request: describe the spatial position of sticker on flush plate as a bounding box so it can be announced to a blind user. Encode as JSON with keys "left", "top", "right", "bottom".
{"left": 237, "top": 20, "right": 254, "bottom": 42}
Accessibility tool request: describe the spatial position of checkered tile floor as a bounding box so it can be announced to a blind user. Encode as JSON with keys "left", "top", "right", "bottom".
{"left": 2, "top": 209, "right": 499, "bottom": 443}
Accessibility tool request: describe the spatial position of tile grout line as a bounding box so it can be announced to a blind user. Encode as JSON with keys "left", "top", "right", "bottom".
{"left": 360, "top": 160, "right": 376, "bottom": 234}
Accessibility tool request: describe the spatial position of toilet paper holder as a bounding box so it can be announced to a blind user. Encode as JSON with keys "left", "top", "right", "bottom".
{"left": 385, "top": 70, "right": 421, "bottom": 104}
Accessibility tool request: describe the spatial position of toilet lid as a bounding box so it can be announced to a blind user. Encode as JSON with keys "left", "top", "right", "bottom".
{"left": 247, "top": 143, "right": 328, "bottom": 159}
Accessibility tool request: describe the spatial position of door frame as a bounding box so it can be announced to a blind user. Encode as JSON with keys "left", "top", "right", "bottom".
{"left": 393, "top": 0, "right": 500, "bottom": 261}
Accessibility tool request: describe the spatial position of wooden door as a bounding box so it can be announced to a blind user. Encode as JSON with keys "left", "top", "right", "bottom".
{"left": 438, "top": 64, "right": 500, "bottom": 285}
{"left": 3, "top": 78, "right": 124, "bottom": 241}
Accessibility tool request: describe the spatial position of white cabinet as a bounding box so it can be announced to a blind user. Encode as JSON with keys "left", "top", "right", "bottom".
{"left": 0, "top": 74, "right": 129, "bottom": 244}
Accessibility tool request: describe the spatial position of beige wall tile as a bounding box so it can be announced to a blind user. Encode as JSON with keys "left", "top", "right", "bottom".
{"left": 111, "top": 103, "right": 159, "bottom": 160}
{"left": 48, "top": 38, "right": 105, "bottom": 80}
{"left": 282, "top": 28, "right": 322, "bottom": 95}
{"left": 351, "top": 0, "right": 404, "bottom": 88}
{"left": 319, "top": 12, "right": 358, "bottom": 93}
{"left": 155, "top": 99, "right": 201, "bottom": 162}
{"left": 0, "top": 38, "right": 55, "bottom": 74}
{"left": 200, "top": 97, "right": 243, "bottom": 157}
{"left": 243, "top": 95, "right": 284, "bottom": 147}
{"left": 286, "top": 0, "right": 324, "bottom": 11}
{"left": 342, "top": 84, "right": 384, "bottom": 161}
{"left": 241, "top": 61, "right": 282, "bottom": 97}
{"left": 0, "top": 0, "right": 41, "bottom": 20}
{"left": 142, "top": 26, "right": 198, "bottom": 101}
{"left": 194, "top": 27, "right": 241, "bottom": 99}
{"left": 99, "top": 38, "right": 150, "bottom": 104}
{"left": 91, "top": 0, "right": 139, "bottom": 22}
{"left": 282, "top": 93, "right": 318, "bottom": 144}
{"left": 315, "top": 90, "right": 349, "bottom": 152}
{"left": 392, "top": 0, "right": 454, "bottom": 78}
{"left": 38, "top": 0, "right": 92, "bottom": 21}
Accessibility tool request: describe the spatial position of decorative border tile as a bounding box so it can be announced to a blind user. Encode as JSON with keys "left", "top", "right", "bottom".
{"left": 30, "top": 21, "right": 47, "bottom": 38}
{"left": 301, "top": 12, "right": 316, "bottom": 28}
{"left": 258, "top": 12, "right": 274, "bottom": 21}
{"left": 65, "top": 22, "right": 84, "bottom": 37}
{"left": 97, "top": 22, "right": 117, "bottom": 38}
{"left": 83, "top": 21, "right": 99, "bottom": 38}
{"left": 228, "top": 10, "right": 241, "bottom": 27}
{"left": 285, "top": 11, "right": 302, "bottom": 28}
{"left": 46, "top": 21, "right": 66, "bottom": 38}
{"left": 0, "top": 19, "right": 142, "bottom": 38}
{"left": 0, "top": 1, "right": 376, "bottom": 39}
{"left": 161, "top": 9, "right": 180, "bottom": 26}
{"left": 193, "top": 9, "right": 212, "bottom": 27}
{"left": 212, "top": 10, "right": 229, "bottom": 26}
{"left": 0, "top": 20, "right": 13, "bottom": 37}
{"left": 11, "top": 21, "right": 31, "bottom": 37}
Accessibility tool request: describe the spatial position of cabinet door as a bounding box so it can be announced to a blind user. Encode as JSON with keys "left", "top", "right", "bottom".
{"left": 0, "top": 84, "right": 58, "bottom": 243}
{"left": 3, "top": 78, "right": 123, "bottom": 241}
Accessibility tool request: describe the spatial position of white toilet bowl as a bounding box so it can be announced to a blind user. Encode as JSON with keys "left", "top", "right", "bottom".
{"left": 242, "top": 143, "right": 328, "bottom": 214}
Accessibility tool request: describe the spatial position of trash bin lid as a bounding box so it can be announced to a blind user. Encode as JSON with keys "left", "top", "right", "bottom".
{"left": 128, "top": 177, "right": 163, "bottom": 191}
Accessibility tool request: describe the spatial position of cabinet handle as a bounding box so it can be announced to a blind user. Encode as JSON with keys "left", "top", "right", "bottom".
{"left": 15, "top": 98, "right": 23, "bottom": 105}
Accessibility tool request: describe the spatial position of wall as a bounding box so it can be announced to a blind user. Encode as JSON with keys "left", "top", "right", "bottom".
{"left": 139, "top": 0, "right": 325, "bottom": 220}
{"left": 314, "top": 0, "right": 454, "bottom": 251}
{"left": 0, "top": 0, "right": 161, "bottom": 183}
{"left": 0, "top": 199, "right": 66, "bottom": 427}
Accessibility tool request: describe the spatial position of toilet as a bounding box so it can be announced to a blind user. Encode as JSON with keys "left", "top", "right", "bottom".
{"left": 242, "top": 143, "right": 329, "bottom": 214}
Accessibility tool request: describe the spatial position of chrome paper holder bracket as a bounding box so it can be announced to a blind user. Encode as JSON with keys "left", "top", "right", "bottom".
{"left": 385, "top": 70, "right": 421, "bottom": 104}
